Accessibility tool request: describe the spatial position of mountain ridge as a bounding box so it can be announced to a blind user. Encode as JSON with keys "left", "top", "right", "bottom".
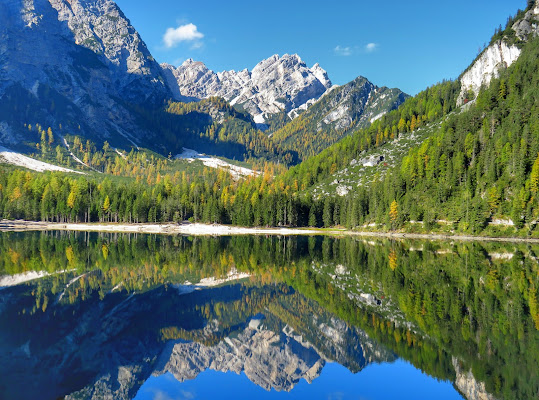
{"left": 270, "top": 75, "right": 408, "bottom": 159}
{"left": 0, "top": 0, "right": 410, "bottom": 167}
{"left": 162, "top": 53, "right": 333, "bottom": 128}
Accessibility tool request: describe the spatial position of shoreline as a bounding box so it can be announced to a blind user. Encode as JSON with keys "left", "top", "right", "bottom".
{"left": 0, "top": 220, "right": 320, "bottom": 236}
{"left": 1, "top": 220, "right": 539, "bottom": 243}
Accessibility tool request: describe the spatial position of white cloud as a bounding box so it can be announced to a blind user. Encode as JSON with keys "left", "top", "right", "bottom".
{"left": 190, "top": 41, "right": 204, "bottom": 50}
{"left": 150, "top": 389, "right": 173, "bottom": 400}
{"left": 180, "top": 391, "right": 195, "bottom": 400}
{"left": 163, "top": 23, "right": 204, "bottom": 49}
{"left": 334, "top": 45, "right": 352, "bottom": 56}
{"left": 365, "top": 43, "right": 378, "bottom": 52}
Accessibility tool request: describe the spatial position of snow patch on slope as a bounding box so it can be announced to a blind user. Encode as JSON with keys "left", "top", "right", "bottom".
{"left": 175, "top": 148, "right": 258, "bottom": 179}
{"left": 370, "top": 112, "right": 387, "bottom": 123}
{"left": 0, "top": 271, "right": 50, "bottom": 289}
{"left": 0, "top": 269, "right": 73, "bottom": 290}
{"left": 173, "top": 268, "right": 251, "bottom": 295}
{"left": 0, "top": 146, "right": 83, "bottom": 174}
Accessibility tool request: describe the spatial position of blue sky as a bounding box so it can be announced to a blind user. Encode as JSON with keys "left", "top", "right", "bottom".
{"left": 115, "top": 0, "right": 526, "bottom": 95}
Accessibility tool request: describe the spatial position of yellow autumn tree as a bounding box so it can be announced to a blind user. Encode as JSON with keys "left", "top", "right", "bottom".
{"left": 67, "top": 191, "right": 76, "bottom": 209}
{"left": 103, "top": 196, "right": 111, "bottom": 222}
{"left": 530, "top": 153, "right": 539, "bottom": 194}
{"left": 388, "top": 249, "right": 398, "bottom": 271}
{"left": 389, "top": 200, "right": 398, "bottom": 225}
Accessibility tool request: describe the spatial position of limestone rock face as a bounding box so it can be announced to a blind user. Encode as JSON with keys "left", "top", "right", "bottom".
{"left": 452, "top": 358, "right": 498, "bottom": 400}
{"left": 457, "top": 41, "right": 521, "bottom": 105}
{"left": 163, "top": 54, "right": 333, "bottom": 125}
{"left": 457, "top": 1, "right": 539, "bottom": 105}
{"left": 0, "top": 0, "right": 171, "bottom": 147}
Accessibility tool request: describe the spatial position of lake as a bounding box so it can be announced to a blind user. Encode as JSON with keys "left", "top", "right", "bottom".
{"left": 0, "top": 232, "right": 537, "bottom": 399}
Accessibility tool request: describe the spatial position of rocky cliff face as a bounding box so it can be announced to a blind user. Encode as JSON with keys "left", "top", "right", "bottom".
{"left": 457, "top": 41, "right": 521, "bottom": 105}
{"left": 48, "top": 0, "right": 169, "bottom": 102}
{"left": 163, "top": 54, "right": 333, "bottom": 126}
{"left": 457, "top": 1, "right": 539, "bottom": 105}
{"left": 0, "top": 0, "right": 171, "bottom": 148}
{"left": 452, "top": 358, "right": 498, "bottom": 400}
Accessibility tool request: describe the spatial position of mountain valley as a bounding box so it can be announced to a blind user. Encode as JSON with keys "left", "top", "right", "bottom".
{"left": 1, "top": 0, "right": 539, "bottom": 236}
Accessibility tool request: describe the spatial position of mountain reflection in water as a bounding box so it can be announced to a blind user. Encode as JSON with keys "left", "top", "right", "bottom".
{"left": 0, "top": 232, "right": 537, "bottom": 399}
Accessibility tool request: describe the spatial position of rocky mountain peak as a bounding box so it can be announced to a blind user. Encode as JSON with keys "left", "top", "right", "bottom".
{"left": 48, "top": 0, "right": 169, "bottom": 99}
{"left": 182, "top": 58, "right": 205, "bottom": 68}
{"left": 163, "top": 53, "right": 333, "bottom": 126}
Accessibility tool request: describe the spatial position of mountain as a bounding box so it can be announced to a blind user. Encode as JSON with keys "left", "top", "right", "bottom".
{"left": 162, "top": 54, "right": 333, "bottom": 127}
{"left": 0, "top": 0, "right": 409, "bottom": 169}
{"left": 162, "top": 55, "right": 407, "bottom": 160}
{"left": 0, "top": 0, "right": 175, "bottom": 150}
{"left": 270, "top": 76, "right": 408, "bottom": 159}
{"left": 0, "top": 0, "right": 296, "bottom": 163}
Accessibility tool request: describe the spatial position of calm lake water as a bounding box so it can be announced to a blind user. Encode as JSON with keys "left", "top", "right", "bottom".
{"left": 0, "top": 232, "right": 537, "bottom": 400}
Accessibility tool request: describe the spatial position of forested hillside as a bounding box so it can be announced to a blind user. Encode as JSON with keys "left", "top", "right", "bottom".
{"left": 333, "top": 35, "right": 539, "bottom": 233}
{"left": 133, "top": 97, "right": 298, "bottom": 164}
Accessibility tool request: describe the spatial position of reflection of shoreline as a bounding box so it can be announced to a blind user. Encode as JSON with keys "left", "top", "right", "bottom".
{"left": 2, "top": 219, "right": 539, "bottom": 243}
{"left": 0, "top": 220, "right": 319, "bottom": 236}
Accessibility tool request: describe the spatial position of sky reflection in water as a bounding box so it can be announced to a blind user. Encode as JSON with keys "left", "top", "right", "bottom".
{"left": 136, "top": 361, "right": 463, "bottom": 400}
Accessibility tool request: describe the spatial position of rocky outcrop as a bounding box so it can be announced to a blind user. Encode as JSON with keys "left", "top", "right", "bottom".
{"left": 163, "top": 54, "right": 333, "bottom": 125}
{"left": 457, "top": 1, "right": 539, "bottom": 105}
{"left": 457, "top": 41, "right": 521, "bottom": 105}
{"left": 452, "top": 358, "right": 498, "bottom": 400}
{"left": 513, "top": 1, "right": 539, "bottom": 41}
